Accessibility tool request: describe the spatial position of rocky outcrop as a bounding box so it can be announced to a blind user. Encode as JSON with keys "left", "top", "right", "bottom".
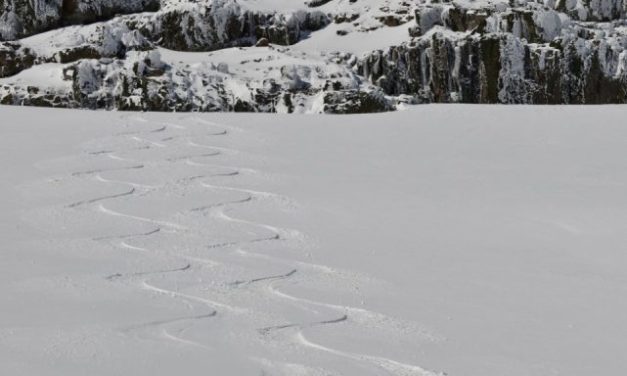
{"left": 128, "top": 1, "right": 330, "bottom": 51}
{"left": 553, "top": 0, "right": 626, "bottom": 21}
{"left": 411, "top": 0, "right": 625, "bottom": 41}
{"left": 358, "top": 27, "right": 627, "bottom": 104}
{"left": 323, "top": 89, "right": 394, "bottom": 113}
{"left": 0, "top": 0, "right": 330, "bottom": 79}
{"left": 0, "top": 0, "right": 331, "bottom": 51}
{"left": 0, "top": 42, "right": 34, "bottom": 77}
{"left": 61, "top": 0, "right": 160, "bottom": 25}
{"left": 0, "top": 0, "right": 343, "bottom": 112}
{"left": 0, "top": 0, "right": 160, "bottom": 40}
{"left": 359, "top": 0, "right": 627, "bottom": 105}
{"left": 411, "top": 2, "right": 564, "bottom": 43}
{"left": 0, "top": 48, "right": 393, "bottom": 113}
{"left": 0, "top": 21, "right": 151, "bottom": 78}
{"left": 0, "top": 0, "right": 626, "bottom": 112}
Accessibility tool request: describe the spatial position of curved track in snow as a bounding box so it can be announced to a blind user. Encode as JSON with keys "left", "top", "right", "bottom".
{"left": 31, "top": 115, "right": 442, "bottom": 376}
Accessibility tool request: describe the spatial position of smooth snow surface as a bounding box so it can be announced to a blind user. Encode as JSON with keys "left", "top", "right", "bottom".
{"left": 1, "top": 105, "right": 626, "bottom": 376}
{"left": 0, "top": 63, "right": 69, "bottom": 90}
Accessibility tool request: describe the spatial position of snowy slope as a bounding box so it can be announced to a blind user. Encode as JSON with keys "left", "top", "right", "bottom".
{"left": 2, "top": 105, "right": 627, "bottom": 376}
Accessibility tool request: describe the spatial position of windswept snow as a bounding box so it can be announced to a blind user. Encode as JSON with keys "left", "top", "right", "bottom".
{"left": 1, "top": 105, "right": 627, "bottom": 375}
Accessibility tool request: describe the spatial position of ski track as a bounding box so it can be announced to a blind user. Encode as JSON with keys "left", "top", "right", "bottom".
{"left": 190, "top": 195, "right": 253, "bottom": 212}
{"left": 257, "top": 314, "right": 348, "bottom": 335}
{"left": 166, "top": 151, "right": 221, "bottom": 162}
{"left": 97, "top": 204, "right": 188, "bottom": 231}
{"left": 92, "top": 228, "right": 161, "bottom": 242}
{"left": 105, "top": 263, "right": 192, "bottom": 281}
{"left": 231, "top": 269, "right": 298, "bottom": 287}
{"left": 131, "top": 136, "right": 166, "bottom": 148}
{"left": 71, "top": 164, "right": 144, "bottom": 177}
{"left": 45, "top": 114, "right": 441, "bottom": 376}
{"left": 295, "top": 332, "right": 443, "bottom": 376}
{"left": 66, "top": 187, "right": 136, "bottom": 208}
{"left": 95, "top": 173, "right": 159, "bottom": 190}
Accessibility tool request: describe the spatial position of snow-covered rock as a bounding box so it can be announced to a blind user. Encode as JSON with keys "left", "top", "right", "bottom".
{"left": 129, "top": 0, "right": 330, "bottom": 51}
{"left": 0, "top": 0, "right": 626, "bottom": 111}
{"left": 358, "top": 25, "right": 627, "bottom": 104}
{"left": 0, "top": 0, "right": 160, "bottom": 40}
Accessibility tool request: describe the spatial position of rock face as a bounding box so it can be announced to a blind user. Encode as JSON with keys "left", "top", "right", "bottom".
{"left": 0, "top": 42, "right": 35, "bottom": 77}
{"left": 130, "top": 1, "right": 330, "bottom": 51}
{"left": 358, "top": 30, "right": 627, "bottom": 104}
{"left": 0, "top": 46, "right": 391, "bottom": 113}
{"left": 0, "top": 0, "right": 160, "bottom": 40}
{"left": 0, "top": 0, "right": 626, "bottom": 112}
{"left": 360, "top": 0, "right": 627, "bottom": 105}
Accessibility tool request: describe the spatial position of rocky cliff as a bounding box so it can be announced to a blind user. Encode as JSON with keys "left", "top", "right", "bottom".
{"left": 0, "top": 0, "right": 625, "bottom": 112}
{"left": 358, "top": 0, "right": 627, "bottom": 104}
